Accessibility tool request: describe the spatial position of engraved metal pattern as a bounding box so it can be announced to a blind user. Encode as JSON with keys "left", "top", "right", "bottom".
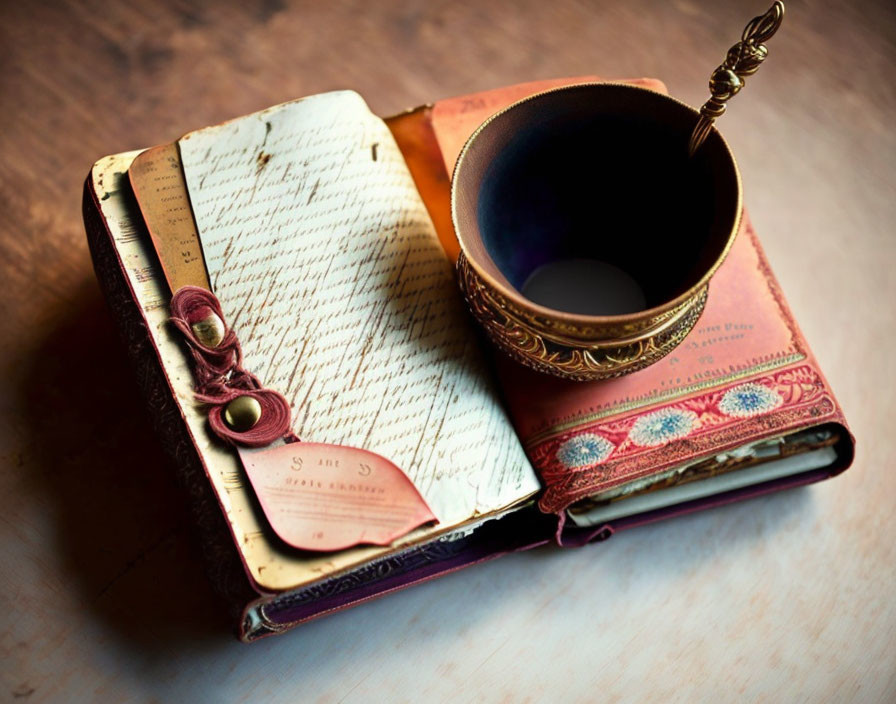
{"left": 457, "top": 252, "right": 708, "bottom": 381}
{"left": 688, "top": 1, "right": 785, "bottom": 156}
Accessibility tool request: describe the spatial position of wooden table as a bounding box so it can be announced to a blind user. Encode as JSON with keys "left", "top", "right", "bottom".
{"left": 1, "top": 1, "right": 893, "bottom": 701}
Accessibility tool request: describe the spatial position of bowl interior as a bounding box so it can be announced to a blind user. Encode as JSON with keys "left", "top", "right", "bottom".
{"left": 453, "top": 84, "right": 741, "bottom": 318}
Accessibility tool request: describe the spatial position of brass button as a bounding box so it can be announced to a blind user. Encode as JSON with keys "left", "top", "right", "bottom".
{"left": 191, "top": 313, "right": 226, "bottom": 348}
{"left": 224, "top": 396, "right": 262, "bottom": 432}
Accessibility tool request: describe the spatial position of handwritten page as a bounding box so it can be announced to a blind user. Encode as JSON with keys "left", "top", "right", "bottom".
{"left": 96, "top": 152, "right": 433, "bottom": 592}
{"left": 178, "top": 91, "right": 539, "bottom": 530}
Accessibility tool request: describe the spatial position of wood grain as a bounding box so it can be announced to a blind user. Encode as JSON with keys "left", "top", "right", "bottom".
{"left": 1, "top": 1, "right": 894, "bottom": 701}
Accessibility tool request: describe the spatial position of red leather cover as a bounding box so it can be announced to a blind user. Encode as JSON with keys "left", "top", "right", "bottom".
{"left": 422, "top": 78, "right": 854, "bottom": 519}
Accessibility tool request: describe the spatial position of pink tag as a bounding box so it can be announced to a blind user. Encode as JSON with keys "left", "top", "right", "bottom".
{"left": 238, "top": 443, "right": 438, "bottom": 552}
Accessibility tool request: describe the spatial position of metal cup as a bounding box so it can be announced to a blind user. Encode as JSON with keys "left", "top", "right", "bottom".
{"left": 451, "top": 82, "right": 742, "bottom": 381}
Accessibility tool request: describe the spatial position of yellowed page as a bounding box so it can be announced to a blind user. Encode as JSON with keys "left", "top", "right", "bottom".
{"left": 95, "top": 149, "right": 535, "bottom": 594}
{"left": 176, "top": 94, "right": 538, "bottom": 535}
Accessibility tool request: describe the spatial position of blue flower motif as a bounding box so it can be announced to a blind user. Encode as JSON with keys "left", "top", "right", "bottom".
{"left": 556, "top": 433, "right": 615, "bottom": 469}
{"left": 628, "top": 407, "right": 698, "bottom": 447}
{"left": 718, "top": 382, "right": 783, "bottom": 418}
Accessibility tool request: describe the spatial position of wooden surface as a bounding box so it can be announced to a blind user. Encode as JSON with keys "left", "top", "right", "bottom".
{"left": 1, "top": 1, "right": 894, "bottom": 701}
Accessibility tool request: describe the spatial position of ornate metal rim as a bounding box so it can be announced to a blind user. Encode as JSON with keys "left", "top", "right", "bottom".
{"left": 457, "top": 252, "right": 709, "bottom": 381}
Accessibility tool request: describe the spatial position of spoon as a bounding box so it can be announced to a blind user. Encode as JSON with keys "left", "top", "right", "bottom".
{"left": 688, "top": 1, "right": 786, "bottom": 157}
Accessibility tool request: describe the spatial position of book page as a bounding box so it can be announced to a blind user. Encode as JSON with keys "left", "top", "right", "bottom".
{"left": 95, "top": 153, "right": 431, "bottom": 592}
{"left": 178, "top": 91, "right": 539, "bottom": 530}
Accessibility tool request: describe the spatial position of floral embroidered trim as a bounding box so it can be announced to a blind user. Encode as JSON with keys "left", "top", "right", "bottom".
{"left": 628, "top": 408, "right": 699, "bottom": 447}
{"left": 719, "top": 382, "right": 783, "bottom": 418}
{"left": 556, "top": 433, "right": 615, "bottom": 469}
{"left": 529, "top": 364, "right": 837, "bottom": 513}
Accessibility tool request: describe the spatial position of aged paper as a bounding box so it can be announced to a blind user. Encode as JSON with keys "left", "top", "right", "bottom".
{"left": 129, "top": 143, "right": 212, "bottom": 292}
{"left": 177, "top": 91, "right": 539, "bottom": 532}
{"left": 95, "top": 150, "right": 532, "bottom": 593}
{"left": 238, "top": 443, "right": 437, "bottom": 552}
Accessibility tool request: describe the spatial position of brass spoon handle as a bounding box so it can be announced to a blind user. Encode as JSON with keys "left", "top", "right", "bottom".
{"left": 688, "top": 1, "right": 785, "bottom": 156}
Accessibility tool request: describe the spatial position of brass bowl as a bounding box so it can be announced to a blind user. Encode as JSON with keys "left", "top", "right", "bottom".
{"left": 451, "top": 83, "right": 743, "bottom": 381}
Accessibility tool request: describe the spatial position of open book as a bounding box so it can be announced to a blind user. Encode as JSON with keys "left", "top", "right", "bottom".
{"left": 82, "top": 77, "right": 853, "bottom": 641}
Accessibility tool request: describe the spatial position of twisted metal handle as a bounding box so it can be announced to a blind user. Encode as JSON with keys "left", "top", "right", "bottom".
{"left": 688, "top": 1, "right": 785, "bottom": 156}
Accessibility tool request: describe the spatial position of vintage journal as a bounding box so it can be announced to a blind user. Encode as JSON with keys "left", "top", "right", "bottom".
{"left": 82, "top": 76, "right": 854, "bottom": 641}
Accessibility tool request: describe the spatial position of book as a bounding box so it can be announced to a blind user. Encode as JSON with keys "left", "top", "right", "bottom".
{"left": 82, "top": 76, "right": 854, "bottom": 641}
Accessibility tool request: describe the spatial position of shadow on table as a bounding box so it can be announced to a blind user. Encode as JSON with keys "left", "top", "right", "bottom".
{"left": 18, "top": 280, "right": 231, "bottom": 651}
{"left": 15, "top": 276, "right": 814, "bottom": 666}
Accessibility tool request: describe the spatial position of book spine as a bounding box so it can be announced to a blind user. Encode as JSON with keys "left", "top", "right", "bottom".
{"left": 82, "top": 176, "right": 259, "bottom": 633}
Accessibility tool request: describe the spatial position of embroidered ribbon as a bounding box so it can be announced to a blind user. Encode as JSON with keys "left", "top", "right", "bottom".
{"left": 170, "top": 286, "right": 295, "bottom": 447}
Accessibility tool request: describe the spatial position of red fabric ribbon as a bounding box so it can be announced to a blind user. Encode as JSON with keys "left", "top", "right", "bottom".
{"left": 170, "top": 286, "right": 295, "bottom": 447}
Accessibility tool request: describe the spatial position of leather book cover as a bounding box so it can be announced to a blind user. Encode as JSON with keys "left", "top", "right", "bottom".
{"left": 415, "top": 77, "right": 854, "bottom": 543}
